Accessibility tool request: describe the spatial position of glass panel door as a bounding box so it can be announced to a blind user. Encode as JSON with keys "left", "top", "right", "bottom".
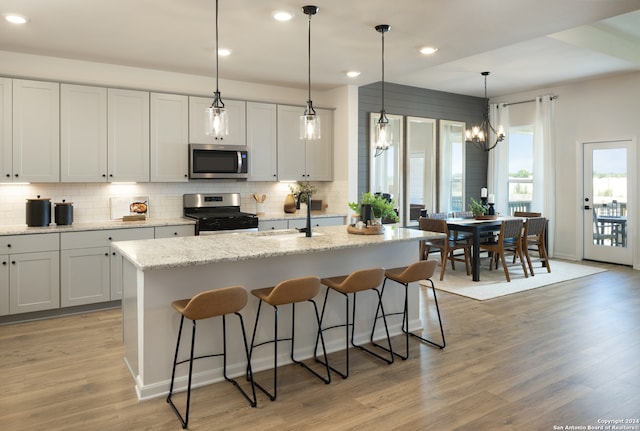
{"left": 583, "top": 140, "right": 634, "bottom": 265}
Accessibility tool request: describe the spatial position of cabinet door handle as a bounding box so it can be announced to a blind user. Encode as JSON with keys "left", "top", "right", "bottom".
{"left": 7, "top": 244, "right": 11, "bottom": 248}
{"left": 14, "top": 174, "right": 19, "bottom": 177}
{"left": 11, "top": 261, "right": 16, "bottom": 265}
{"left": 108, "top": 237, "right": 113, "bottom": 241}
{"left": 105, "top": 253, "right": 109, "bottom": 256}
{"left": 2, "top": 261, "right": 6, "bottom": 266}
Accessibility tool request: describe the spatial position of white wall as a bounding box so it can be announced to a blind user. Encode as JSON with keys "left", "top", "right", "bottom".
{"left": 0, "top": 50, "right": 354, "bottom": 225}
{"left": 495, "top": 71, "right": 640, "bottom": 267}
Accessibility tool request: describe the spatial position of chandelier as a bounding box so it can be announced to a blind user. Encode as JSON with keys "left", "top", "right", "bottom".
{"left": 465, "top": 71, "right": 505, "bottom": 152}
{"left": 374, "top": 24, "right": 391, "bottom": 157}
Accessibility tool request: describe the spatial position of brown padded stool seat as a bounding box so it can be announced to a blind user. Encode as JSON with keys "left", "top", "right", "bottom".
{"left": 373, "top": 260, "right": 445, "bottom": 360}
{"left": 249, "top": 276, "right": 330, "bottom": 401}
{"left": 172, "top": 285, "right": 248, "bottom": 320}
{"left": 316, "top": 267, "right": 393, "bottom": 379}
{"left": 167, "top": 286, "right": 256, "bottom": 429}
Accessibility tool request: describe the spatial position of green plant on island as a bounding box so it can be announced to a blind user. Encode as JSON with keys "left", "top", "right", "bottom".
{"left": 468, "top": 197, "right": 487, "bottom": 216}
{"left": 349, "top": 192, "right": 399, "bottom": 222}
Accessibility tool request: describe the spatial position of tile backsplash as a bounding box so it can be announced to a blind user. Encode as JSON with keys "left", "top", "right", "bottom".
{"left": 0, "top": 181, "right": 348, "bottom": 226}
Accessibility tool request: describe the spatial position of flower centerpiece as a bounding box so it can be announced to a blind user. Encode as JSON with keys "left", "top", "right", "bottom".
{"left": 289, "top": 181, "right": 316, "bottom": 204}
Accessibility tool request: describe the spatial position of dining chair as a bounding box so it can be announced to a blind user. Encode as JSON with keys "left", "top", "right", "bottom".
{"left": 479, "top": 218, "right": 528, "bottom": 282}
{"left": 592, "top": 208, "right": 617, "bottom": 246}
{"left": 419, "top": 217, "right": 471, "bottom": 281}
{"left": 510, "top": 217, "right": 551, "bottom": 275}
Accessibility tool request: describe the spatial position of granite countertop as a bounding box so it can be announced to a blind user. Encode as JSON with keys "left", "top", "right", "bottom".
{"left": 0, "top": 218, "right": 195, "bottom": 236}
{"left": 113, "top": 224, "right": 442, "bottom": 271}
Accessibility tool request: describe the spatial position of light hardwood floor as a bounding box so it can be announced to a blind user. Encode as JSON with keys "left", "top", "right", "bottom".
{"left": 1, "top": 262, "right": 639, "bottom": 431}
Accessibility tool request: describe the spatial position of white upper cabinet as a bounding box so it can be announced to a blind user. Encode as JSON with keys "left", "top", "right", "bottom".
{"left": 0, "top": 78, "right": 11, "bottom": 183}
{"left": 277, "top": 105, "right": 333, "bottom": 182}
{"left": 12, "top": 79, "right": 60, "bottom": 182}
{"left": 60, "top": 84, "right": 108, "bottom": 182}
{"left": 189, "top": 96, "right": 246, "bottom": 146}
{"left": 108, "top": 88, "right": 150, "bottom": 182}
{"left": 150, "top": 93, "right": 189, "bottom": 182}
{"left": 247, "top": 102, "right": 277, "bottom": 181}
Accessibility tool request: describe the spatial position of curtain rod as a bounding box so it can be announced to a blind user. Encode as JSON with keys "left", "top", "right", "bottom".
{"left": 501, "top": 95, "right": 558, "bottom": 107}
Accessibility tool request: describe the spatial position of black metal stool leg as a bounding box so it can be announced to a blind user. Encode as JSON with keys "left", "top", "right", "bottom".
{"left": 166, "top": 318, "right": 196, "bottom": 429}
{"left": 224, "top": 313, "right": 257, "bottom": 406}
{"left": 408, "top": 278, "right": 445, "bottom": 349}
{"left": 351, "top": 290, "right": 394, "bottom": 364}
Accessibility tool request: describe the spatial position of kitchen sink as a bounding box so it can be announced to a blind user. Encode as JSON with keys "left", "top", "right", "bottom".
{"left": 253, "top": 230, "right": 324, "bottom": 239}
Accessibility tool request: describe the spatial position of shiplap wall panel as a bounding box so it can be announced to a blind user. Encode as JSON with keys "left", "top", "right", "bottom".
{"left": 358, "top": 82, "right": 488, "bottom": 212}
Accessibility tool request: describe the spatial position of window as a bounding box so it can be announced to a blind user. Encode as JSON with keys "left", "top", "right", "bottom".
{"left": 439, "top": 120, "right": 465, "bottom": 213}
{"left": 405, "top": 117, "right": 436, "bottom": 225}
{"left": 508, "top": 126, "right": 533, "bottom": 214}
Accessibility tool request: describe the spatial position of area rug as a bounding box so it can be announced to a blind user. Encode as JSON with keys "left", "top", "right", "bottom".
{"left": 422, "top": 260, "right": 607, "bottom": 301}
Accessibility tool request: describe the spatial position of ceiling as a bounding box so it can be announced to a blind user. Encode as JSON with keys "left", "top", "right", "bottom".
{"left": 1, "top": 0, "right": 640, "bottom": 98}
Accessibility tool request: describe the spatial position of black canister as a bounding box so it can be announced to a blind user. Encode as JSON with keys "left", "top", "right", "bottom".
{"left": 26, "top": 196, "right": 51, "bottom": 227}
{"left": 54, "top": 200, "right": 74, "bottom": 225}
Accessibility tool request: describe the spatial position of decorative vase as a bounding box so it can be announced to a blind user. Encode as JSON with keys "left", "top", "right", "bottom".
{"left": 284, "top": 194, "right": 296, "bottom": 213}
{"left": 360, "top": 204, "right": 373, "bottom": 225}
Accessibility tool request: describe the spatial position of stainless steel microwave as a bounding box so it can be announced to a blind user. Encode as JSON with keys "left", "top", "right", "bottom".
{"left": 188, "top": 144, "right": 248, "bottom": 179}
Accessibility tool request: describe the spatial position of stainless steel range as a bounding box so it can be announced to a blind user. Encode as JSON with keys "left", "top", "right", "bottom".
{"left": 183, "top": 193, "right": 258, "bottom": 235}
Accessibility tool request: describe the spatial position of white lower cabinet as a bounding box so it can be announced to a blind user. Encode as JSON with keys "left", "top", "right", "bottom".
{"left": 1, "top": 233, "right": 60, "bottom": 315}
{"left": 258, "top": 220, "right": 288, "bottom": 231}
{"left": 61, "top": 247, "right": 111, "bottom": 307}
{"left": 154, "top": 225, "right": 195, "bottom": 238}
{"left": 259, "top": 216, "right": 344, "bottom": 231}
{"left": 60, "top": 227, "right": 154, "bottom": 305}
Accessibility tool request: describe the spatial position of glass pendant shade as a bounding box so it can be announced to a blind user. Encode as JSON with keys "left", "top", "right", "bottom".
{"left": 300, "top": 104, "right": 321, "bottom": 140}
{"left": 375, "top": 115, "right": 392, "bottom": 150}
{"left": 205, "top": 105, "right": 228, "bottom": 138}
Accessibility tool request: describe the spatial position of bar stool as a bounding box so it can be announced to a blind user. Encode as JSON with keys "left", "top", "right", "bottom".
{"left": 315, "top": 267, "right": 393, "bottom": 379}
{"left": 372, "top": 260, "right": 445, "bottom": 360}
{"left": 248, "top": 276, "right": 331, "bottom": 401}
{"left": 167, "top": 286, "right": 256, "bottom": 429}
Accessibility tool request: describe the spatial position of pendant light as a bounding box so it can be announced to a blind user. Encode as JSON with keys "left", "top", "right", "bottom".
{"left": 205, "top": 0, "right": 228, "bottom": 138}
{"left": 300, "top": 5, "right": 321, "bottom": 140}
{"left": 374, "top": 24, "right": 391, "bottom": 157}
{"left": 465, "top": 71, "right": 505, "bottom": 151}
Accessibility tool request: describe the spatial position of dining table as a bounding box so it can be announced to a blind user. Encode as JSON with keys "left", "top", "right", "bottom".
{"left": 445, "top": 217, "right": 508, "bottom": 282}
{"left": 595, "top": 214, "right": 627, "bottom": 247}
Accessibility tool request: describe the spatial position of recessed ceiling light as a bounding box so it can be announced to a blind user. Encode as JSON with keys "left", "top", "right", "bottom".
{"left": 4, "top": 14, "right": 28, "bottom": 24}
{"left": 273, "top": 11, "right": 293, "bottom": 22}
{"left": 419, "top": 46, "right": 438, "bottom": 55}
{"left": 218, "top": 48, "right": 231, "bottom": 57}
{"left": 346, "top": 71, "right": 361, "bottom": 78}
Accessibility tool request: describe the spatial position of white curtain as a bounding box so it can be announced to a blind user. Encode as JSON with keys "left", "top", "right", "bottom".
{"left": 534, "top": 96, "right": 556, "bottom": 257}
{"left": 487, "top": 103, "right": 509, "bottom": 215}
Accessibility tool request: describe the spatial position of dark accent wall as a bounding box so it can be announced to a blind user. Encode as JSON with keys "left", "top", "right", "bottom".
{"left": 358, "top": 81, "right": 488, "bottom": 211}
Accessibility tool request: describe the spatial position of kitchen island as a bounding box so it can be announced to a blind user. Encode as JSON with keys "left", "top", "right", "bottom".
{"left": 113, "top": 225, "right": 442, "bottom": 400}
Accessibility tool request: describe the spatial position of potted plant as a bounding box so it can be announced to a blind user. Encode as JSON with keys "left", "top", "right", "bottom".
{"left": 468, "top": 197, "right": 493, "bottom": 219}
{"left": 349, "top": 192, "right": 399, "bottom": 224}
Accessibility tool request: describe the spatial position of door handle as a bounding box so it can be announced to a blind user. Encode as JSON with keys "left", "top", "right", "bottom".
{"left": 584, "top": 205, "right": 591, "bottom": 210}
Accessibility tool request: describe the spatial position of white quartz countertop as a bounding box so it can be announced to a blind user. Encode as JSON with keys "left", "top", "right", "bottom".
{"left": 0, "top": 218, "right": 195, "bottom": 236}
{"left": 113, "top": 225, "right": 442, "bottom": 271}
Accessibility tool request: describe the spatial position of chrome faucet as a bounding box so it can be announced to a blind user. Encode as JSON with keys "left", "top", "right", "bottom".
{"left": 295, "top": 191, "right": 312, "bottom": 237}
